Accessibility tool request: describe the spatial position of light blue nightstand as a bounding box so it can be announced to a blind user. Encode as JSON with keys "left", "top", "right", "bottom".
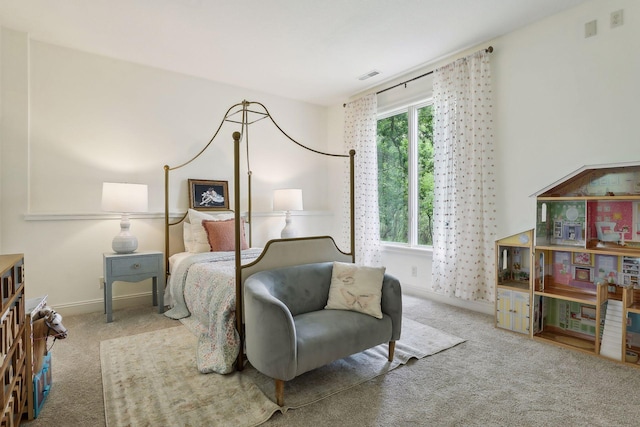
{"left": 103, "top": 251, "right": 164, "bottom": 323}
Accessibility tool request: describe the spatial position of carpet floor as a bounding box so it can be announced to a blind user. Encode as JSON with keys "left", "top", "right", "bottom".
{"left": 100, "top": 318, "right": 464, "bottom": 426}
{"left": 25, "top": 294, "right": 640, "bottom": 426}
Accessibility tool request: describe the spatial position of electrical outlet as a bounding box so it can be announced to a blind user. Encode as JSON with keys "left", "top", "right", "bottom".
{"left": 611, "top": 10, "right": 623, "bottom": 28}
{"left": 411, "top": 266, "right": 417, "bottom": 277}
{"left": 585, "top": 20, "right": 597, "bottom": 38}
{"left": 98, "top": 276, "right": 104, "bottom": 289}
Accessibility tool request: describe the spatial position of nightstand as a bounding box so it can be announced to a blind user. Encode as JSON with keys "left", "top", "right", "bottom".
{"left": 103, "top": 251, "right": 164, "bottom": 323}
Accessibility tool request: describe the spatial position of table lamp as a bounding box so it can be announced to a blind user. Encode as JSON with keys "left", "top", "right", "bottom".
{"left": 102, "top": 182, "right": 148, "bottom": 253}
{"left": 273, "top": 188, "right": 303, "bottom": 238}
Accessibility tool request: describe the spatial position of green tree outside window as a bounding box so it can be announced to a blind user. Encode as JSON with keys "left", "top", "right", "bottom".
{"left": 377, "top": 103, "right": 433, "bottom": 246}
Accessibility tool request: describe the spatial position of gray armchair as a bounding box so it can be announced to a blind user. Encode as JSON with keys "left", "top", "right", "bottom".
{"left": 243, "top": 261, "right": 402, "bottom": 406}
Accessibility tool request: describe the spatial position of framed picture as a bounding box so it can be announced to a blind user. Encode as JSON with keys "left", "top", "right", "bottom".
{"left": 574, "top": 266, "right": 592, "bottom": 282}
{"left": 572, "top": 252, "right": 593, "bottom": 266}
{"left": 188, "top": 179, "right": 229, "bottom": 211}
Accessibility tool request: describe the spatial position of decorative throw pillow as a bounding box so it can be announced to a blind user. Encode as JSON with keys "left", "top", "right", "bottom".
{"left": 325, "top": 262, "right": 385, "bottom": 319}
{"left": 202, "top": 219, "right": 249, "bottom": 252}
{"left": 187, "top": 209, "right": 235, "bottom": 252}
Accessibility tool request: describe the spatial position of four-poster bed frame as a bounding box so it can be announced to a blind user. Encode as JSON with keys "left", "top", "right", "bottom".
{"left": 163, "top": 100, "right": 356, "bottom": 369}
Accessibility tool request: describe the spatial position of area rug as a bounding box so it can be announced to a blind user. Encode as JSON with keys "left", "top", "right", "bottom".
{"left": 100, "top": 318, "right": 465, "bottom": 427}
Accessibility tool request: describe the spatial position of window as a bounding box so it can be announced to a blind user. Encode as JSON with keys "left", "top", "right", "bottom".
{"left": 377, "top": 100, "right": 434, "bottom": 246}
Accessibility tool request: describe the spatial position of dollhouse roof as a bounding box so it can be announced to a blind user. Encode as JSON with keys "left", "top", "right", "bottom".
{"left": 530, "top": 161, "right": 640, "bottom": 198}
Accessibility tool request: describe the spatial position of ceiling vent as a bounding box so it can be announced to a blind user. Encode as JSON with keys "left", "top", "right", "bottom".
{"left": 358, "top": 70, "right": 381, "bottom": 81}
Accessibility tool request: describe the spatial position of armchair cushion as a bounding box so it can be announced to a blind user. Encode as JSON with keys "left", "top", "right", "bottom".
{"left": 325, "top": 262, "right": 385, "bottom": 319}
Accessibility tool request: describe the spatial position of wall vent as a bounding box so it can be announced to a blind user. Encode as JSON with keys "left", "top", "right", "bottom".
{"left": 358, "top": 70, "right": 381, "bottom": 81}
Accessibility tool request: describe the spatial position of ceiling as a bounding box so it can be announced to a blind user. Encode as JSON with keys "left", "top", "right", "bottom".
{"left": 0, "top": 0, "right": 590, "bottom": 106}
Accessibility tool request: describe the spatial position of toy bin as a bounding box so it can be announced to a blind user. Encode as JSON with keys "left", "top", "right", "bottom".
{"left": 32, "top": 352, "right": 52, "bottom": 418}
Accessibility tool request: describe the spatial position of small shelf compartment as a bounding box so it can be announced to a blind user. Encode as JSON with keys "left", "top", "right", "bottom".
{"left": 495, "top": 230, "right": 534, "bottom": 336}
{"left": 532, "top": 289, "right": 607, "bottom": 355}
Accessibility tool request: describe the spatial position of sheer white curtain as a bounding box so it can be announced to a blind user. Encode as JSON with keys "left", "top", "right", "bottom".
{"left": 431, "top": 50, "right": 496, "bottom": 302}
{"left": 342, "top": 93, "right": 382, "bottom": 266}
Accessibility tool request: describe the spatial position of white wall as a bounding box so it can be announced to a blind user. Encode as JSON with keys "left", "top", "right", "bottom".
{"left": 0, "top": 28, "right": 335, "bottom": 314}
{"left": 3, "top": 0, "right": 638, "bottom": 316}
{"left": 494, "top": 0, "right": 640, "bottom": 236}
{"left": 329, "top": 0, "right": 640, "bottom": 314}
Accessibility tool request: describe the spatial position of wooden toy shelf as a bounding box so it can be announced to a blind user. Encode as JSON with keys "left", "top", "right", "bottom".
{"left": 1, "top": 254, "right": 27, "bottom": 426}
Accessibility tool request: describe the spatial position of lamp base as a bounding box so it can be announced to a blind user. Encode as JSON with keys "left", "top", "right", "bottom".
{"left": 112, "top": 234, "right": 138, "bottom": 254}
{"left": 280, "top": 211, "right": 297, "bottom": 238}
{"left": 112, "top": 213, "right": 138, "bottom": 254}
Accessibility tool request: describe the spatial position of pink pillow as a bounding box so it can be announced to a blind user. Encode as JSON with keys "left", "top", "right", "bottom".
{"left": 202, "top": 219, "right": 249, "bottom": 252}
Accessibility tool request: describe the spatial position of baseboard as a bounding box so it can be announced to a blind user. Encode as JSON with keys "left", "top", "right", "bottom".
{"left": 51, "top": 293, "right": 157, "bottom": 317}
{"left": 54, "top": 286, "right": 494, "bottom": 318}
{"left": 402, "top": 284, "right": 493, "bottom": 316}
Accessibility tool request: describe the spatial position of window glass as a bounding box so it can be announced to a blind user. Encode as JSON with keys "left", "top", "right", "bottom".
{"left": 417, "top": 104, "right": 434, "bottom": 245}
{"left": 377, "top": 101, "right": 433, "bottom": 247}
{"left": 377, "top": 111, "right": 409, "bottom": 244}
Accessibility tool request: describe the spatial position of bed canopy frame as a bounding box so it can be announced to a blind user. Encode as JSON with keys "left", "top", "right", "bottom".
{"left": 163, "top": 100, "right": 356, "bottom": 369}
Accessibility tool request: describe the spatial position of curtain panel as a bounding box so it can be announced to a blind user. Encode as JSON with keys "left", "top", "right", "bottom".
{"left": 432, "top": 49, "right": 497, "bottom": 302}
{"left": 342, "top": 93, "right": 382, "bottom": 266}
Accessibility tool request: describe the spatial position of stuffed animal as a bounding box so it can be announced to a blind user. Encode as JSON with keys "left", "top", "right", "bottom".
{"left": 37, "top": 306, "right": 68, "bottom": 339}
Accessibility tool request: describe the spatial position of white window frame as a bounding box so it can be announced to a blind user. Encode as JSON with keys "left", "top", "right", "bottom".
{"left": 378, "top": 98, "right": 433, "bottom": 248}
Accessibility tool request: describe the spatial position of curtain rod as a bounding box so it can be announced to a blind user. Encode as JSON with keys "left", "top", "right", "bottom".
{"left": 376, "top": 46, "right": 493, "bottom": 95}
{"left": 344, "top": 45, "right": 493, "bottom": 106}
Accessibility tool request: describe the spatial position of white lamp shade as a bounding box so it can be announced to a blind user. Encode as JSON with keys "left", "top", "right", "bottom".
{"left": 273, "top": 189, "right": 303, "bottom": 211}
{"left": 102, "top": 182, "right": 148, "bottom": 213}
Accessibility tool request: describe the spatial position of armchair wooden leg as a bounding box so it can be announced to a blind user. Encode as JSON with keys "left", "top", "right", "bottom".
{"left": 388, "top": 341, "right": 396, "bottom": 362}
{"left": 275, "top": 379, "right": 284, "bottom": 406}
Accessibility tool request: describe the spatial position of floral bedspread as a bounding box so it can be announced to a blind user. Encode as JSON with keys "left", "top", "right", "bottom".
{"left": 164, "top": 249, "right": 262, "bottom": 374}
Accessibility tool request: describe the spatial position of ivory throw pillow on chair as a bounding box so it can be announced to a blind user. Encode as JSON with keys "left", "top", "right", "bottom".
{"left": 325, "top": 262, "right": 385, "bottom": 319}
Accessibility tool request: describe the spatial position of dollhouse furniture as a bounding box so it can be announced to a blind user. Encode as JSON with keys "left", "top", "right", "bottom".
{"left": 495, "top": 161, "right": 640, "bottom": 369}
{"left": 243, "top": 261, "right": 402, "bottom": 406}
{"left": 595, "top": 221, "right": 623, "bottom": 243}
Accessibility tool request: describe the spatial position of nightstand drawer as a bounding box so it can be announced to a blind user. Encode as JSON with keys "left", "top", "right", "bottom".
{"left": 108, "top": 256, "right": 159, "bottom": 277}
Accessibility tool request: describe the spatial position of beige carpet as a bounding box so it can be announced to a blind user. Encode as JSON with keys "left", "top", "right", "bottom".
{"left": 100, "top": 318, "right": 464, "bottom": 427}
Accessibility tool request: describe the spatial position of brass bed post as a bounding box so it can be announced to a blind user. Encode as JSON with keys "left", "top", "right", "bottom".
{"left": 247, "top": 171, "right": 252, "bottom": 247}
{"left": 349, "top": 149, "right": 356, "bottom": 263}
{"left": 246, "top": 120, "right": 252, "bottom": 248}
{"left": 233, "top": 130, "right": 245, "bottom": 371}
{"left": 164, "top": 165, "right": 170, "bottom": 278}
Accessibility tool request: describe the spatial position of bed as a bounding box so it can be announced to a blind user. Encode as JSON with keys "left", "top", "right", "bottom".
{"left": 162, "top": 100, "right": 356, "bottom": 373}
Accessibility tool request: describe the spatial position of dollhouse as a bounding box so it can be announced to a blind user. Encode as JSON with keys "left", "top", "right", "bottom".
{"left": 496, "top": 162, "right": 640, "bottom": 368}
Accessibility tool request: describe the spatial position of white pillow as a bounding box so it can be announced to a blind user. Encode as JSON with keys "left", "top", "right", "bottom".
{"left": 183, "top": 223, "right": 194, "bottom": 252}
{"left": 325, "top": 262, "right": 385, "bottom": 319}
{"left": 186, "top": 209, "right": 235, "bottom": 253}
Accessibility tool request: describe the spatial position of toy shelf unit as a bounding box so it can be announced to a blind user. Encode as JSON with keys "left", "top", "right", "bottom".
{"left": 531, "top": 162, "right": 640, "bottom": 362}
{"left": 495, "top": 230, "right": 534, "bottom": 336}
{"left": 1, "top": 254, "right": 27, "bottom": 426}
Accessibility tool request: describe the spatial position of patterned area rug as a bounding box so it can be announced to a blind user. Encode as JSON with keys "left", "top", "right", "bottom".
{"left": 100, "top": 318, "right": 464, "bottom": 426}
